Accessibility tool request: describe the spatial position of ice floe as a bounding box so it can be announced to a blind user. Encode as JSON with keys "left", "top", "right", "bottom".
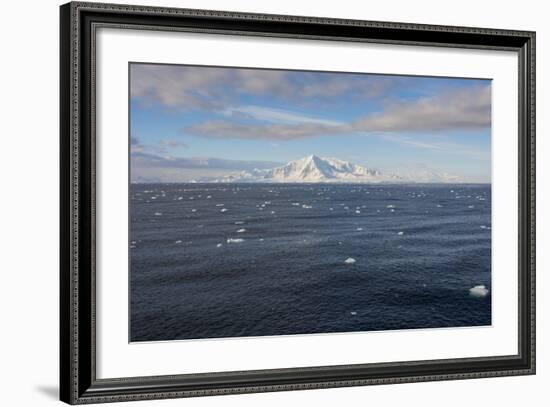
{"left": 469, "top": 285, "right": 489, "bottom": 297}
{"left": 397, "top": 231, "right": 404, "bottom": 235}
{"left": 350, "top": 311, "right": 357, "bottom": 316}
{"left": 216, "top": 243, "right": 223, "bottom": 248}
{"left": 236, "top": 228, "right": 246, "bottom": 233}
{"left": 220, "top": 208, "right": 228, "bottom": 213}
{"left": 344, "top": 257, "right": 356, "bottom": 264}
{"left": 154, "top": 212, "right": 162, "bottom": 216}
{"left": 302, "top": 204, "right": 313, "bottom": 209}
{"left": 226, "top": 238, "right": 244, "bottom": 243}
{"left": 235, "top": 221, "right": 245, "bottom": 225}
{"left": 356, "top": 227, "right": 363, "bottom": 231}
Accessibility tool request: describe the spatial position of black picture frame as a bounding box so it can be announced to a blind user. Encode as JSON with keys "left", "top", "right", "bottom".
{"left": 60, "top": 1, "right": 536, "bottom": 404}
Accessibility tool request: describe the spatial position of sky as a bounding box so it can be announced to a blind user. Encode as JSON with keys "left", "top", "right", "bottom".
{"left": 130, "top": 63, "right": 491, "bottom": 183}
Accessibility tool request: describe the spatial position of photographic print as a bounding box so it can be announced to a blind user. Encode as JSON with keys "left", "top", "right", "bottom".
{"left": 129, "top": 63, "right": 492, "bottom": 342}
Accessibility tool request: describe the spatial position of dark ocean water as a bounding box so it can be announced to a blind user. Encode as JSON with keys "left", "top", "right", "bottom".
{"left": 130, "top": 183, "right": 491, "bottom": 342}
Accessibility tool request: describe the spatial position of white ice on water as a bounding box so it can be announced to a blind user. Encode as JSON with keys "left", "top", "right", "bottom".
{"left": 227, "top": 238, "right": 244, "bottom": 243}
{"left": 344, "top": 257, "right": 356, "bottom": 264}
{"left": 469, "top": 285, "right": 489, "bottom": 297}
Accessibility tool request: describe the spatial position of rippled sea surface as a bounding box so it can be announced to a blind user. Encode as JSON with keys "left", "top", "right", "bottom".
{"left": 130, "top": 183, "right": 491, "bottom": 341}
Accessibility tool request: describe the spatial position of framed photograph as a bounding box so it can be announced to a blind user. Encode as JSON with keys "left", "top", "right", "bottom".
{"left": 60, "top": 1, "right": 535, "bottom": 404}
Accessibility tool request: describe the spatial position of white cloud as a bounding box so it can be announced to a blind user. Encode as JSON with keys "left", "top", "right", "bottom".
{"left": 353, "top": 85, "right": 491, "bottom": 132}
{"left": 186, "top": 85, "right": 491, "bottom": 140}
{"left": 130, "top": 63, "right": 400, "bottom": 110}
{"left": 222, "top": 105, "right": 343, "bottom": 126}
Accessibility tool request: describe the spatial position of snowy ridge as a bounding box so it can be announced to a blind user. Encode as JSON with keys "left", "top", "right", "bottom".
{"left": 196, "top": 155, "right": 463, "bottom": 184}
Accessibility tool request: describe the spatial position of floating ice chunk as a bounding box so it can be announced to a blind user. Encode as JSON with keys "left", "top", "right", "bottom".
{"left": 226, "top": 238, "right": 244, "bottom": 243}
{"left": 356, "top": 227, "right": 363, "bottom": 231}
{"left": 216, "top": 203, "right": 224, "bottom": 207}
{"left": 206, "top": 195, "right": 212, "bottom": 199}
{"left": 480, "top": 225, "right": 487, "bottom": 229}
{"left": 220, "top": 208, "right": 228, "bottom": 213}
{"left": 291, "top": 203, "right": 300, "bottom": 206}
{"left": 386, "top": 204, "right": 395, "bottom": 208}
{"left": 216, "top": 243, "right": 223, "bottom": 248}
{"left": 302, "top": 204, "right": 312, "bottom": 209}
{"left": 355, "top": 210, "right": 361, "bottom": 214}
{"left": 350, "top": 311, "right": 357, "bottom": 316}
{"left": 236, "top": 228, "right": 246, "bottom": 233}
{"left": 437, "top": 204, "right": 443, "bottom": 208}
{"left": 469, "top": 285, "right": 489, "bottom": 297}
{"left": 329, "top": 208, "right": 334, "bottom": 211}
{"left": 468, "top": 205, "right": 475, "bottom": 208}
{"left": 235, "top": 221, "right": 245, "bottom": 225}
{"left": 191, "top": 209, "right": 197, "bottom": 212}
{"left": 177, "top": 197, "right": 183, "bottom": 200}
{"left": 271, "top": 211, "right": 276, "bottom": 214}
{"left": 151, "top": 196, "right": 157, "bottom": 200}
{"left": 154, "top": 212, "right": 162, "bottom": 216}
{"left": 344, "top": 257, "right": 356, "bottom": 264}
{"left": 175, "top": 240, "right": 182, "bottom": 244}
{"left": 130, "top": 245, "right": 136, "bottom": 249}
{"left": 344, "top": 206, "right": 349, "bottom": 210}
{"left": 390, "top": 209, "right": 395, "bottom": 212}
{"left": 397, "top": 231, "right": 404, "bottom": 235}
{"left": 259, "top": 238, "right": 264, "bottom": 242}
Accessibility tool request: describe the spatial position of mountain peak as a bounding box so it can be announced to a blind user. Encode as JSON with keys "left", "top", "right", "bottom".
{"left": 196, "top": 154, "right": 463, "bottom": 184}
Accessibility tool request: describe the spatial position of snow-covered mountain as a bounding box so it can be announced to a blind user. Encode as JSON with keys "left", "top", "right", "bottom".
{"left": 200, "top": 155, "right": 403, "bottom": 183}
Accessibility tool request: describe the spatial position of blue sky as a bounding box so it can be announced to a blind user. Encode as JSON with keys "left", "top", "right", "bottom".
{"left": 130, "top": 63, "right": 491, "bottom": 183}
